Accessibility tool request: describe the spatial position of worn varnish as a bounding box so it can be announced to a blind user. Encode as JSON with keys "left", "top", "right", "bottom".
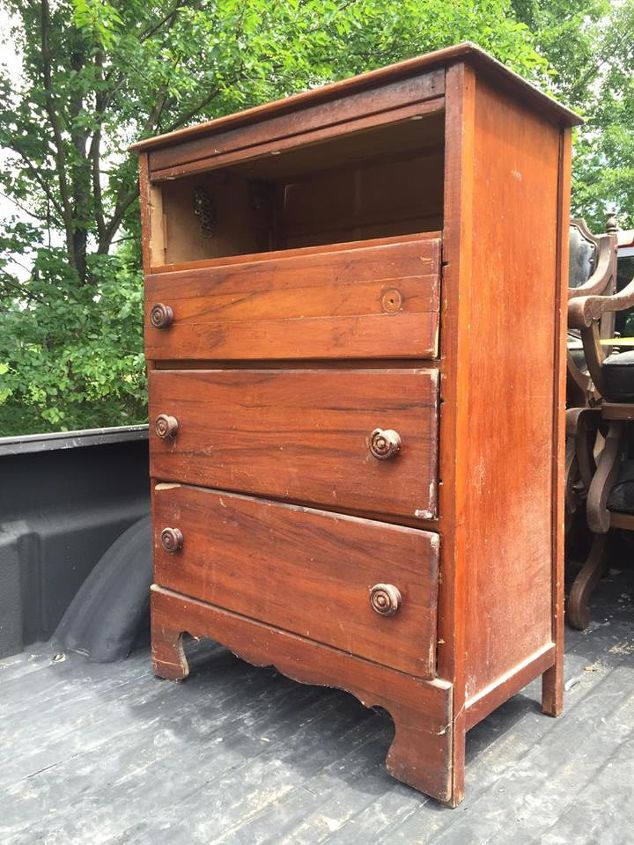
{"left": 153, "top": 484, "right": 439, "bottom": 676}
{"left": 145, "top": 235, "right": 441, "bottom": 361}
{"left": 134, "top": 42, "right": 580, "bottom": 806}
{"left": 146, "top": 71, "right": 446, "bottom": 180}
{"left": 149, "top": 368, "right": 439, "bottom": 520}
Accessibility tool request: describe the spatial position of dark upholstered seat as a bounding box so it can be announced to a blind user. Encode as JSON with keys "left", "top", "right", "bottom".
{"left": 602, "top": 350, "right": 634, "bottom": 402}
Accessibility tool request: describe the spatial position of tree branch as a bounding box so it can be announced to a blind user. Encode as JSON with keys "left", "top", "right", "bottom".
{"left": 40, "top": 0, "right": 76, "bottom": 269}
{"left": 161, "top": 79, "right": 229, "bottom": 134}
{"left": 4, "top": 144, "right": 65, "bottom": 220}
{"left": 140, "top": 87, "right": 170, "bottom": 136}
{"left": 100, "top": 0, "right": 191, "bottom": 91}
{"left": 0, "top": 275, "right": 47, "bottom": 305}
{"left": 136, "top": 0, "right": 188, "bottom": 44}
{"left": 99, "top": 186, "right": 138, "bottom": 254}
{"left": 90, "top": 50, "right": 106, "bottom": 243}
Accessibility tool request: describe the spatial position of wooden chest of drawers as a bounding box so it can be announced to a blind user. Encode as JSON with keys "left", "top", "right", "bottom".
{"left": 133, "top": 43, "right": 580, "bottom": 806}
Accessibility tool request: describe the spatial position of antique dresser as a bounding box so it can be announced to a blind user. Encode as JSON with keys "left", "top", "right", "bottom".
{"left": 132, "top": 43, "right": 580, "bottom": 806}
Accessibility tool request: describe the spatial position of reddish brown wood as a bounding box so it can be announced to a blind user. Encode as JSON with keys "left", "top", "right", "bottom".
{"left": 149, "top": 229, "right": 438, "bottom": 274}
{"left": 136, "top": 46, "right": 577, "bottom": 807}
{"left": 434, "top": 60, "right": 477, "bottom": 807}
{"left": 465, "top": 644, "right": 556, "bottom": 730}
{"left": 586, "top": 421, "right": 626, "bottom": 534}
{"left": 608, "top": 511, "right": 634, "bottom": 530}
{"left": 130, "top": 43, "right": 579, "bottom": 155}
{"left": 148, "top": 74, "right": 445, "bottom": 179}
{"left": 458, "top": 77, "right": 563, "bottom": 704}
{"left": 138, "top": 152, "right": 152, "bottom": 275}
{"left": 151, "top": 585, "right": 455, "bottom": 804}
{"left": 149, "top": 368, "right": 439, "bottom": 520}
{"left": 543, "top": 125, "right": 572, "bottom": 719}
{"left": 567, "top": 533, "right": 609, "bottom": 630}
{"left": 601, "top": 403, "right": 634, "bottom": 420}
{"left": 144, "top": 236, "right": 441, "bottom": 361}
{"left": 153, "top": 484, "right": 439, "bottom": 676}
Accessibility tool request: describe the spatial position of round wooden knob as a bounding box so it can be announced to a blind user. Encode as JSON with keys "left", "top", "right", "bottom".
{"left": 155, "top": 414, "right": 179, "bottom": 439}
{"left": 150, "top": 303, "right": 174, "bottom": 329}
{"left": 369, "top": 428, "right": 401, "bottom": 460}
{"left": 369, "top": 584, "right": 402, "bottom": 616}
{"left": 160, "top": 527, "right": 183, "bottom": 554}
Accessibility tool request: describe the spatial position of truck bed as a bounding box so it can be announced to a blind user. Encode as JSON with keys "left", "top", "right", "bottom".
{"left": 1, "top": 568, "right": 632, "bottom": 844}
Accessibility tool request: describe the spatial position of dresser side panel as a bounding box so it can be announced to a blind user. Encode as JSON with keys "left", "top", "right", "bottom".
{"left": 460, "top": 77, "right": 565, "bottom": 698}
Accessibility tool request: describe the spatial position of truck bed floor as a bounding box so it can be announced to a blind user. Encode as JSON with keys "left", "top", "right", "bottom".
{"left": 1, "top": 567, "right": 632, "bottom": 844}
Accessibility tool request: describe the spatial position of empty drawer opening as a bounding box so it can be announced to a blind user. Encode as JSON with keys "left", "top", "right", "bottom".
{"left": 149, "top": 110, "right": 445, "bottom": 269}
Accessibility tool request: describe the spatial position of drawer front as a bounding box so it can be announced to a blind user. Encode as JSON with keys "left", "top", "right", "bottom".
{"left": 144, "top": 236, "right": 440, "bottom": 361}
{"left": 153, "top": 484, "right": 439, "bottom": 677}
{"left": 149, "top": 368, "right": 438, "bottom": 520}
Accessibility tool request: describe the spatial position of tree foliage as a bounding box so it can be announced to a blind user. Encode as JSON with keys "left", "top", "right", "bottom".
{"left": 512, "top": 0, "right": 634, "bottom": 230}
{"left": 0, "top": 0, "right": 630, "bottom": 434}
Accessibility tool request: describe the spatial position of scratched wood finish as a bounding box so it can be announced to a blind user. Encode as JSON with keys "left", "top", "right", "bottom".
{"left": 145, "top": 236, "right": 441, "bottom": 361}
{"left": 149, "top": 368, "right": 439, "bottom": 520}
{"left": 434, "top": 61, "right": 476, "bottom": 806}
{"left": 153, "top": 484, "right": 439, "bottom": 676}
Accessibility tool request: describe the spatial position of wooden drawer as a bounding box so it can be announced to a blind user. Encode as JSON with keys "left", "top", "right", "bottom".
{"left": 149, "top": 367, "right": 439, "bottom": 520}
{"left": 144, "top": 235, "right": 440, "bottom": 361}
{"left": 153, "top": 484, "right": 439, "bottom": 677}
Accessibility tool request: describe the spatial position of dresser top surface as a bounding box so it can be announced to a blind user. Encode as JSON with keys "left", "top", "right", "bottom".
{"left": 130, "top": 42, "right": 581, "bottom": 155}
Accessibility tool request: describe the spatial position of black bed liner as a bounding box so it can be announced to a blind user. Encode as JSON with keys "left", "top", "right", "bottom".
{"left": 1, "top": 567, "right": 632, "bottom": 844}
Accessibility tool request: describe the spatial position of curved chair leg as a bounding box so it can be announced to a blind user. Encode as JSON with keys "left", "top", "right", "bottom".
{"left": 586, "top": 421, "right": 625, "bottom": 534}
{"left": 573, "top": 407, "right": 601, "bottom": 490}
{"left": 567, "top": 533, "right": 609, "bottom": 630}
{"left": 565, "top": 448, "right": 580, "bottom": 543}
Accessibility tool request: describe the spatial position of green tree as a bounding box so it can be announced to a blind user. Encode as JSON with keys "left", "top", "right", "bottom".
{"left": 0, "top": 0, "right": 552, "bottom": 433}
{"left": 512, "top": 0, "right": 634, "bottom": 230}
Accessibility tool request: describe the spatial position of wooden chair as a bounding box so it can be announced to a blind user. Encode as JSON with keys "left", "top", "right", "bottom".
{"left": 566, "top": 218, "right": 616, "bottom": 407}
{"left": 564, "top": 221, "right": 617, "bottom": 548}
{"left": 566, "top": 223, "right": 634, "bottom": 629}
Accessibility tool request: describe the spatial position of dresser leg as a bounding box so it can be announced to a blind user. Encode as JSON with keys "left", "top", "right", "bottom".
{"left": 151, "top": 620, "right": 189, "bottom": 681}
{"left": 151, "top": 586, "right": 459, "bottom": 803}
{"left": 385, "top": 699, "right": 461, "bottom": 807}
{"left": 541, "top": 656, "right": 563, "bottom": 716}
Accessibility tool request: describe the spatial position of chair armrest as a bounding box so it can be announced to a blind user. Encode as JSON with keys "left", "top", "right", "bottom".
{"left": 569, "top": 274, "right": 634, "bottom": 329}
{"left": 568, "top": 233, "right": 617, "bottom": 300}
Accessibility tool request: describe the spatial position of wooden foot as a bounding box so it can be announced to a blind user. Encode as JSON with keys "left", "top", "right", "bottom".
{"left": 384, "top": 700, "right": 459, "bottom": 807}
{"left": 567, "top": 533, "right": 609, "bottom": 631}
{"left": 541, "top": 662, "right": 563, "bottom": 717}
{"left": 151, "top": 616, "right": 189, "bottom": 681}
{"left": 151, "top": 585, "right": 459, "bottom": 805}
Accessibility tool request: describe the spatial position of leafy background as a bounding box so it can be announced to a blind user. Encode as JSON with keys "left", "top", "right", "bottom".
{"left": 0, "top": 0, "right": 632, "bottom": 434}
